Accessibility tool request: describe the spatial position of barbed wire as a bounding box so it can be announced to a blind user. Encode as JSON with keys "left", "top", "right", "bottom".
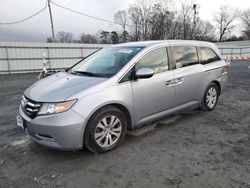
{"left": 0, "top": 3, "right": 48, "bottom": 25}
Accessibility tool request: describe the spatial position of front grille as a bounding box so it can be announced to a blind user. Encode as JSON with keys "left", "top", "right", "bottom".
{"left": 21, "top": 95, "right": 41, "bottom": 119}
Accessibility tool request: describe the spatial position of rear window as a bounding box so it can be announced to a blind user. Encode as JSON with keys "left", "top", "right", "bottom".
{"left": 172, "top": 46, "right": 199, "bottom": 68}
{"left": 199, "top": 47, "right": 221, "bottom": 64}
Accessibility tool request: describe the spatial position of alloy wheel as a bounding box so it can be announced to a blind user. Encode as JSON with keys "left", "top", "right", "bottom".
{"left": 206, "top": 87, "right": 217, "bottom": 109}
{"left": 94, "top": 115, "right": 122, "bottom": 148}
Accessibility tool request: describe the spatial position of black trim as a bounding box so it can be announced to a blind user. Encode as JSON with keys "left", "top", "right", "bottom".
{"left": 119, "top": 67, "right": 135, "bottom": 83}
{"left": 21, "top": 96, "right": 41, "bottom": 119}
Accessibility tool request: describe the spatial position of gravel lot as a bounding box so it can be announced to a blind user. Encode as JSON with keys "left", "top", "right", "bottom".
{"left": 0, "top": 61, "right": 250, "bottom": 188}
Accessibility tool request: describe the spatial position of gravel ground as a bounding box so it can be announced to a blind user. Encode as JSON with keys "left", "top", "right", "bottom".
{"left": 0, "top": 61, "right": 250, "bottom": 188}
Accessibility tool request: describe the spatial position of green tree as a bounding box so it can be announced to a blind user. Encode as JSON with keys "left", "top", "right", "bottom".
{"left": 100, "top": 31, "right": 110, "bottom": 44}
{"left": 110, "top": 31, "right": 119, "bottom": 44}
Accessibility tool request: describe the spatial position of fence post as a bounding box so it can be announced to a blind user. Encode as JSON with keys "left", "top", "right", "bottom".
{"left": 47, "top": 46, "right": 52, "bottom": 70}
{"left": 81, "top": 47, "right": 84, "bottom": 59}
{"left": 5, "top": 46, "right": 11, "bottom": 74}
{"left": 240, "top": 48, "right": 242, "bottom": 56}
{"left": 231, "top": 48, "right": 233, "bottom": 58}
{"left": 221, "top": 48, "right": 224, "bottom": 55}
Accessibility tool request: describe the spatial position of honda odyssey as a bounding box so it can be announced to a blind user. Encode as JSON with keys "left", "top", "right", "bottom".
{"left": 17, "top": 40, "right": 228, "bottom": 153}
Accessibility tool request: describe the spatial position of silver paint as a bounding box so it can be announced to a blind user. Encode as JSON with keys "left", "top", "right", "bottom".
{"left": 18, "top": 40, "right": 228, "bottom": 150}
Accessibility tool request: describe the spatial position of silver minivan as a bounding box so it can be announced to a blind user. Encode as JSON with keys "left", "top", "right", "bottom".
{"left": 17, "top": 40, "right": 228, "bottom": 153}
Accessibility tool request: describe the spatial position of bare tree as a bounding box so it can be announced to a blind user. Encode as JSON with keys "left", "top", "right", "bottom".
{"left": 115, "top": 0, "right": 239, "bottom": 42}
{"left": 195, "top": 20, "right": 215, "bottom": 41}
{"left": 241, "top": 9, "right": 250, "bottom": 38}
{"left": 128, "top": 0, "right": 172, "bottom": 41}
{"left": 148, "top": 4, "right": 170, "bottom": 40}
{"left": 79, "top": 33, "right": 97, "bottom": 44}
{"left": 114, "top": 10, "right": 128, "bottom": 42}
{"left": 56, "top": 31, "right": 74, "bottom": 43}
{"left": 179, "top": 0, "right": 194, "bottom": 39}
{"left": 241, "top": 9, "right": 250, "bottom": 28}
{"left": 214, "top": 6, "right": 240, "bottom": 42}
{"left": 46, "top": 37, "right": 55, "bottom": 43}
{"left": 127, "top": 0, "right": 194, "bottom": 40}
{"left": 128, "top": 6, "right": 141, "bottom": 41}
{"left": 136, "top": 0, "right": 154, "bottom": 40}
{"left": 169, "top": 16, "right": 183, "bottom": 39}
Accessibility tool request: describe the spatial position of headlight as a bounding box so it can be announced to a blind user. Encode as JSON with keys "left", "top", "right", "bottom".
{"left": 38, "top": 99, "right": 77, "bottom": 115}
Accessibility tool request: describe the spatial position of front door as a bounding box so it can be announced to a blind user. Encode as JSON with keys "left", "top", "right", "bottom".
{"left": 132, "top": 47, "right": 176, "bottom": 125}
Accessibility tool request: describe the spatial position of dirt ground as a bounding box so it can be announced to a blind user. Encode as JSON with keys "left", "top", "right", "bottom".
{"left": 0, "top": 61, "right": 250, "bottom": 188}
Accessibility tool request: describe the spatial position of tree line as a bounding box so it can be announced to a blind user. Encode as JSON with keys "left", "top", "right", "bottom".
{"left": 47, "top": 0, "right": 250, "bottom": 44}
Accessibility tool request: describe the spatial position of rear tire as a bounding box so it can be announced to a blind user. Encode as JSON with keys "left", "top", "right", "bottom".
{"left": 84, "top": 106, "right": 127, "bottom": 154}
{"left": 201, "top": 82, "right": 219, "bottom": 111}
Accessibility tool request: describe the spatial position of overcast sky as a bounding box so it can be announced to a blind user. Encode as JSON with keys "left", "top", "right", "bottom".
{"left": 0, "top": 0, "right": 249, "bottom": 42}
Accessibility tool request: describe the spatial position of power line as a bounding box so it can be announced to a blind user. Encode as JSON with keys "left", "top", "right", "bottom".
{"left": 0, "top": 1, "right": 130, "bottom": 28}
{"left": 24, "top": 6, "right": 47, "bottom": 41}
{"left": 0, "top": 3, "right": 47, "bottom": 25}
{"left": 50, "top": 1, "right": 125, "bottom": 26}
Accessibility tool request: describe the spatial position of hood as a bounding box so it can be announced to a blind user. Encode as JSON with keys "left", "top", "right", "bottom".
{"left": 24, "top": 72, "right": 107, "bottom": 102}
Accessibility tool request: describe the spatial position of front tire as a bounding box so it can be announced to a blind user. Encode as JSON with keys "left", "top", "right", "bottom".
{"left": 84, "top": 106, "right": 127, "bottom": 154}
{"left": 201, "top": 82, "right": 219, "bottom": 111}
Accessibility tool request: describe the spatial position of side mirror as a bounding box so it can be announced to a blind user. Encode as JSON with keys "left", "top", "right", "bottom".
{"left": 135, "top": 68, "right": 154, "bottom": 79}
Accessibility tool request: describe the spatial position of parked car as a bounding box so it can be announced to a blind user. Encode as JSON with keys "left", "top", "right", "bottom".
{"left": 17, "top": 40, "right": 228, "bottom": 153}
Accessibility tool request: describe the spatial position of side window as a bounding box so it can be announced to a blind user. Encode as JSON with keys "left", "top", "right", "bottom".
{"left": 136, "top": 47, "right": 168, "bottom": 74}
{"left": 172, "top": 46, "right": 199, "bottom": 68}
{"left": 200, "top": 47, "right": 221, "bottom": 64}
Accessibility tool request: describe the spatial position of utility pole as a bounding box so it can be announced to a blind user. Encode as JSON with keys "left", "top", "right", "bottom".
{"left": 48, "top": 0, "right": 55, "bottom": 42}
{"left": 193, "top": 4, "right": 197, "bottom": 40}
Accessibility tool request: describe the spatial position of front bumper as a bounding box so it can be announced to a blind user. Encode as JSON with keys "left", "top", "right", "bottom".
{"left": 19, "top": 106, "right": 87, "bottom": 150}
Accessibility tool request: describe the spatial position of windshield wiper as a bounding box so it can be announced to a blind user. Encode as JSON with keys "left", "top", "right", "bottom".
{"left": 70, "top": 70, "right": 104, "bottom": 77}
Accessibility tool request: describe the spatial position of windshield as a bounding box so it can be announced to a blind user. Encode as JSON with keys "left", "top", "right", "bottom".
{"left": 70, "top": 46, "right": 144, "bottom": 78}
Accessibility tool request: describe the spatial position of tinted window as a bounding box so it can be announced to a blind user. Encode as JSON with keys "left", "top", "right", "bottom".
{"left": 172, "top": 46, "right": 199, "bottom": 68}
{"left": 200, "top": 47, "right": 221, "bottom": 64}
{"left": 136, "top": 47, "right": 168, "bottom": 73}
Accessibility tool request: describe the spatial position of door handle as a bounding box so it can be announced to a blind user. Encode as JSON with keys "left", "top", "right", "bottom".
{"left": 165, "top": 80, "right": 174, "bottom": 86}
{"left": 175, "top": 77, "right": 184, "bottom": 84}
{"left": 165, "top": 77, "right": 184, "bottom": 86}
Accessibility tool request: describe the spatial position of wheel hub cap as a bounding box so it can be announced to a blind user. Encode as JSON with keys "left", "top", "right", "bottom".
{"left": 94, "top": 115, "right": 122, "bottom": 148}
{"left": 206, "top": 87, "right": 217, "bottom": 109}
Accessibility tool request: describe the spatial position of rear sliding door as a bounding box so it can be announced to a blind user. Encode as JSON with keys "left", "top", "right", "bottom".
{"left": 171, "top": 45, "right": 205, "bottom": 107}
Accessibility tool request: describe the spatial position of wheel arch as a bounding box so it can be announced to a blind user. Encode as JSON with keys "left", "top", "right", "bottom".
{"left": 86, "top": 103, "right": 133, "bottom": 130}
{"left": 211, "top": 80, "right": 221, "bottom": 96}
